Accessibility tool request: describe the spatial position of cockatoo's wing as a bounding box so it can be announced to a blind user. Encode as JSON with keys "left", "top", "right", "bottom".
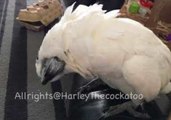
{"left": 37, "top": 4, "right": 171, "bottom": 101}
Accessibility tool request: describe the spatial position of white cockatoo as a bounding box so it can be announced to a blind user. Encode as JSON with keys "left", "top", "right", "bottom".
{"left": 36, "top": 3, "right": 171, "bottom": 118}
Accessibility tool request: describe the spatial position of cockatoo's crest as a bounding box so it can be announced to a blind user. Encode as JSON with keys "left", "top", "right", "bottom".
{"left": 60, "top": 3, "right": 120, "bottom": 24}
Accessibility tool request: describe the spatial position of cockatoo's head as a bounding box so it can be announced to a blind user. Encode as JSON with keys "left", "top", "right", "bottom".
{"left": 35, "top": 56, "right": 68, "bottom": 85}
{"left": 35, "top": 4, "right": 77, "bottom": 85}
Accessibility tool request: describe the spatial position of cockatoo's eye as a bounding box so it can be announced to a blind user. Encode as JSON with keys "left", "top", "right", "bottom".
{"left": 41, "top": 57, "right": 65, "bottom": 85}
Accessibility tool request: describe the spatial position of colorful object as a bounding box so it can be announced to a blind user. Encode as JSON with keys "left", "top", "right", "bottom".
{"left": 167, "top": 34, "right": 171, "bottom": 41}
{"left": 139, "top": 0, "right": 153, "bottom": 8}
{"left": 129, "top": 1, "right": 140, "bottom": 14}
{"left": 138, "top": 0, "right": 153, "bottom": 17}
{"left": 139, "top": 6, "right": 148, "bottom": 16}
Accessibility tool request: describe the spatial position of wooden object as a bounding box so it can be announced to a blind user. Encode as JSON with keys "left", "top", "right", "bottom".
{"left": 16, "top": 0, "right": 64, "bottom": 31}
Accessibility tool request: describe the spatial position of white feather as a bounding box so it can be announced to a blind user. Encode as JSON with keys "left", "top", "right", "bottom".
{"left": 37, "top": 4, "right": 171, "bottom": 103}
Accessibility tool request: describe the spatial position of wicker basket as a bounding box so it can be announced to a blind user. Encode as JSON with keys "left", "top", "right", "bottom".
{"left": 118, "top": 0, "right": 171, "bottom": 50}
{"left": 118, "top": 0, "right": 150, "bottom": 24}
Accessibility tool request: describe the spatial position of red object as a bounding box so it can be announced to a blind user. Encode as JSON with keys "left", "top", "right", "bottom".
{"left": 139, "top": 0, "right": 153, "bottom": 8}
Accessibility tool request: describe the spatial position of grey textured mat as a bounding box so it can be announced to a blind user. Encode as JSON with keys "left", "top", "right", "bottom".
{"left": 0, "top": 0, "right": 69, "bottom": 120}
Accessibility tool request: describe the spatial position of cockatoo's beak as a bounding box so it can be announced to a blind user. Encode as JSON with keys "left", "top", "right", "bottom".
{"left": 40, "top": 57, "right": 65, "bottom": 85}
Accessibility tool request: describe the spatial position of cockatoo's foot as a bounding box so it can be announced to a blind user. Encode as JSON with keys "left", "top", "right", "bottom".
{"left": 76, "top": 77, "right": 100, "bottom": 93}
{"left": 102, "top": 101, "right": 150, "bottom": 119}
